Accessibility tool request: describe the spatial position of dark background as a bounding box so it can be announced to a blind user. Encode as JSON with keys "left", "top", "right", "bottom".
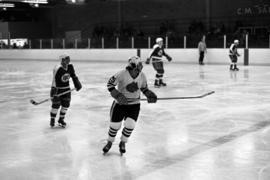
{"left": 0, "top": 0, "right": 269, "bottom": 48}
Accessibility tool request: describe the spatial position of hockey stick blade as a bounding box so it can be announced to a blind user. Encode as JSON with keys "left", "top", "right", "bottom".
{"left": 140, "top": 91, "right": 215, "bottom": 101}
{"left": 30, "top": 98, "right": 49, "bottom": 105}
{"left": 30, "top": 99, "right": 37, "bottom": 105}
{"left": 30, "top": 88, "right": 75, "bottom": 106}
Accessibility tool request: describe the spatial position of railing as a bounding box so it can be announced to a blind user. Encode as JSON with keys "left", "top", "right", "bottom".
{"left": 1, "top": 34, "right": 270, "bottom": 49}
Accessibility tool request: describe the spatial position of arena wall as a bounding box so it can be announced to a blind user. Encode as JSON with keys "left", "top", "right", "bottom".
{"left": 0, "top": 49, "right": 269, "bottom": 65}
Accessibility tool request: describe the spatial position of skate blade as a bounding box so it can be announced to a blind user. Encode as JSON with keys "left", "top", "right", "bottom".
{"left": 58, "top": 124, "right": 66, "bottom": 128}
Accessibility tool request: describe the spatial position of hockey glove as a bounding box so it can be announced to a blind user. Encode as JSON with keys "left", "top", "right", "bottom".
{"left": 143, "top": 89, "right": 157, "bottom": 103}
{"left": 72, "top": 76, "right": 82, "bottom": 91}
{"left": 165, "top": 54, "right": 172, "bottom": 62}
{"left": 50, "top": 87, "right": 60, "bottom": 103}
{"left": 145, "top": 58, "right": 150, "bottom": 64}
{"left": 110, "top": 89, "right": 128, "bottom": 105}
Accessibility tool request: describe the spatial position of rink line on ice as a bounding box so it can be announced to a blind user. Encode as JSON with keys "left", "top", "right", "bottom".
{"left": 116, "top": 120, "right": 270, "bottom": 179}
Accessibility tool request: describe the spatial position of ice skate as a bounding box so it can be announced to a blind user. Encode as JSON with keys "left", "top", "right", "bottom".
{"left": 230, "top": 64, "right": 234, "bottom": 71}
{"left": 102, "top": 141, "right": 112, "bottom": 154}
{"left": 50, "top": 118, "right": 55, "bottom": 128}
{"left": 159, "top": 79, "right": 167, "bottom": 86}
{"left": 233, "top": 65, "right": 239, "bottom": 71}
{"left": 119, "top": 141, "right": 126, "bottom": 155}
{"left": 154, "top": 80, "right": 160, "bottom": 88}
{"left": 58, "top": 118, "right": 67, "bottom": 128}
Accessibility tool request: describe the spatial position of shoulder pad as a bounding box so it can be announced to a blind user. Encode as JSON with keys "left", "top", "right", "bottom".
{"left": 153, "top": 44, "right": 159, "bottom": 49}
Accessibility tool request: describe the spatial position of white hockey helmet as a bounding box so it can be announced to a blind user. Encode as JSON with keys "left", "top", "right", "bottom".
{"left": 127, "top": 56, "right": 142, "bottom": 69}
{"left": 234, "top": 39, "right": 239, "bottom": 44}
{"left": 59, "top": 54, "right": 70, "bottom": 61}
{"left": 156, "top": 37, "right": 163, "bottom": 43}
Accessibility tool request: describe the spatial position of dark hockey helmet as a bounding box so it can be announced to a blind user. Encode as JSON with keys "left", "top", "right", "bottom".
{"left": 60, "top": 54, "right": 70, "bottom": 67}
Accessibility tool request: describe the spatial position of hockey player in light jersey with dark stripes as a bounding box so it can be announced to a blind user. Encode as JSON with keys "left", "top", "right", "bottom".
{"left": 103, "top": 56, "right": 157, "bottom": 155}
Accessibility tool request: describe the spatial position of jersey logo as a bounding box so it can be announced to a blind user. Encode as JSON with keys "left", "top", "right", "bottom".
{"left": 158, "top": 49, "right": 163, "bottom": 56}
{"left": 61, "top": 73, "right": 70, "bottom": 82}
{"left": 126, "top": 82, "right": 139, "bottom": 92}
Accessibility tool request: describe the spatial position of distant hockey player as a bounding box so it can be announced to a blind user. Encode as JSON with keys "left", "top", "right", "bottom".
{"left": 198, "top": 35, "right": 207, "bottom": 65}
{"left": 103, "top": 56, "right": 157, "bottom": 155}
{"left": 50, "top": 54, "right": 82, "bottom": 128}
{"left": 145, "top": 37, "right": 172, "bottom": 88}
{"left": 229, "top": 39, "right": 241, "bottom": 71}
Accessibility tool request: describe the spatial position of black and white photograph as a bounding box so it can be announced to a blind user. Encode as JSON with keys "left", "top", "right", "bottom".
{"left": 0, "top": 0, "right": 270, "bottom": 179}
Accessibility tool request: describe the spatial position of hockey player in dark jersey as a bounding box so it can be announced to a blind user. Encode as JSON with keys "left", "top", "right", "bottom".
{"left": 145, "top": 37, "right": 172, "bottom": 88}
{"left": 50, "top": 54, "right": 82, "bottom": 128}
{"left": 229, "top": 39, "right": 241, "bottom": 71}
{"left": 102, "top": 56, "right": 157, "bottom": 155}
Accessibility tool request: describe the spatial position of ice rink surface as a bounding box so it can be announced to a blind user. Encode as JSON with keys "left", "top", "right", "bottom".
{"left": 1, "top": 60, "right": 270, "bottom": 180}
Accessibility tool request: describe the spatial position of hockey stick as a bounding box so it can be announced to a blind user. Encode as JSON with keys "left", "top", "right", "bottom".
{"left": 140, "top": 91, "right": 215, "bottom": 101}
{"left": 30, "top": 88, "right": 75, "bottom": 105}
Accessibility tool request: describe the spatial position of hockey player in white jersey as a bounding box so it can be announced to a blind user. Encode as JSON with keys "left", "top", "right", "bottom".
{"left": 103, "top": 56, "right": 157, "bottom": 155}
{"left": 146, "top": 37, "right": 172, "bottom": 88}
{"left": 229, "top": 39, "right": 241, "bottom": 71}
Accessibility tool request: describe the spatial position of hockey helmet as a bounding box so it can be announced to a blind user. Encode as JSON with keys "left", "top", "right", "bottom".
{"left": 60, "top": 54, "right": 70, "bottom": 68}
{"left": 59, "top": 54, "right": 70, "bottom": 61}
{"left": 127, "top": 56, "right": 143, "bottom": 71}
{"left": 156, "top": 37, "right": 163, "bottom": 43}
{"left": 234, "top": 39, "right": 239, "bottom": 44}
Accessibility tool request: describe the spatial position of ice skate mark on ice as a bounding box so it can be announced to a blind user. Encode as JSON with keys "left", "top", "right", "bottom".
{"left": 154, "top": 111, "right": 175, "bottom": 121}
{"left": 89, "top": 105, "right": 109, "bottom": 111}
{"left": 258, "top": 164, "right": 270, "bottom": 180}
{"left": 260, "top": 128, "right": 270, "bottom": 146}
{"left": 0, "top": 100, "right": 8, "bottom": 103}
{"left": 115, "top": 120, "right": 270, "bottom": 179}
{"left": 0, "top": 95, "right": 37, "bottom": 104}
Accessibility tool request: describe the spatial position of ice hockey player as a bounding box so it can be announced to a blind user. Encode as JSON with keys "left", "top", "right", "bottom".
{"left": 50, "top": 54, "right": 82, "bottom": 128}
{"left": 103, "top": 56, "right": 157, "bottom": 155}
{"left": 145, "top": 37, "right": 172, "bottom": 88}
{"left": 198, "top": 35, "right": 207, "bottom": 65}
{"left": 229, "top": 39, "right": 241, "bottom": 71}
